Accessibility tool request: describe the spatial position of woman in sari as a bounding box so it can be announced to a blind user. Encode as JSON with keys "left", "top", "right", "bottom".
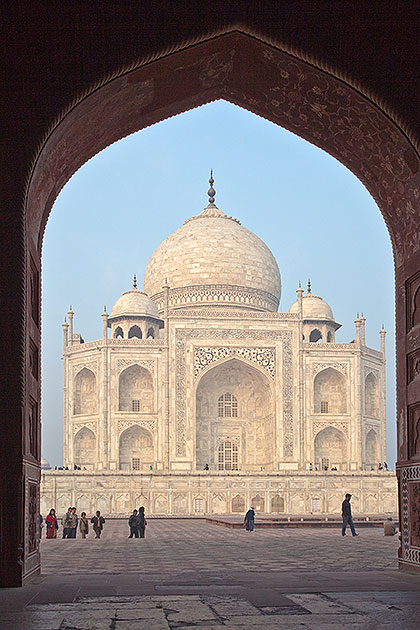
{"left": 45, "top": 508, "right": 58, "bottom": 538}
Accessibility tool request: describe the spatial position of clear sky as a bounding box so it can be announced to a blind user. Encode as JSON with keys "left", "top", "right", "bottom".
{"left": 41, "top": 100, "right": 396, "bottom": 467}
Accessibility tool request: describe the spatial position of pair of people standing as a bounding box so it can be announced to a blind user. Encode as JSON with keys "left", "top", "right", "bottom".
{"left": 62, "top": 507, "right": 78, "bottom": 538}
{"left": 128, "top": 506, "right": 147, "bottom": 538}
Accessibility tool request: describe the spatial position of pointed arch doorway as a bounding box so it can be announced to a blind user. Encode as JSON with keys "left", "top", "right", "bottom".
{"left": 3, "top": 26, "right": 420, "bottom": 586}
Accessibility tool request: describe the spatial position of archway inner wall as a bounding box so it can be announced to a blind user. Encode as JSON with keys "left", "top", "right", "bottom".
{"left": 2, "top": 29, "right": 420, "bottom": 586}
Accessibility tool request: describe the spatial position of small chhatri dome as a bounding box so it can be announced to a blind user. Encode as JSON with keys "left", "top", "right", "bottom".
{"left": 40, "top": 457, "right": 51, "bottom": 470}
{"left": 289, "top": 284, "right": 334, "bottom": 320}
{"left": 144, "top": 173, "right": 281, "bottom": 312}
{"left": 110, "top": 282, "right": 159, "bottom": 319}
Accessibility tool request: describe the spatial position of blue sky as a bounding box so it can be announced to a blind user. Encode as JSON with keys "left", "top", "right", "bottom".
{"left": 41, "top": 100, "right": 396, "bottom": 466}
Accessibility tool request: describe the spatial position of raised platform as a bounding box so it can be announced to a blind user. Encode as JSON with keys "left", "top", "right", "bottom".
{"left": 206, "top": 514, "right": 397, "bottom": 529}
{"left": 40, "top": 470, "right": 398, "bottom": 517}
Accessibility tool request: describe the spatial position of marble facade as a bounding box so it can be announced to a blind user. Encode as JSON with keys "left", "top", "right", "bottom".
{"left": 41, "top": 185, "right": 397, "bottom": 515}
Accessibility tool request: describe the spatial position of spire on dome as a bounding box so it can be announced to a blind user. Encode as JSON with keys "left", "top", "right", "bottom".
{"left": 307, "top": 279, "right": 311, "bottom": 293}
{"left": 133, "top": 274, "right": 137, "bottom": 289}
{"left": 207, "top": 169, "right": 216, "bottom": 204}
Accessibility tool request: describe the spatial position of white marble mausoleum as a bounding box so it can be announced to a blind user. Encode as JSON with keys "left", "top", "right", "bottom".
{"left": 41, "top": 176, "right": 397, "bottom": 516}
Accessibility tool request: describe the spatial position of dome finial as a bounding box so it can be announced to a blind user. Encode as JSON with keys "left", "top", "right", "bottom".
{"left": 208, "top": 169, "right": 216, "bottom": 204}
{"left": 307, "top": 279, "right": 311, "bottom": 293}
{"left": 133, "top": 274, "right": 137, "bottom": 289}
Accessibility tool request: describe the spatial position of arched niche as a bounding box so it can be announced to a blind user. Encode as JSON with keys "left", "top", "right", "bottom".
{"left": 73, "top": 368, "right": 97, "bottom": 415}
{"left": 118, "top": 425, "right": 153, "bottom": 470}
{"left": 147, "top": 327, "right": 155, "bottom": 339}
{"left": 195, "top": 358, "right": 274, "bottom": 472}
{"left": 114, "top": 326, "right": 124, "bottom": 339}
{"left": 231, "top": 495, "right": 245, "bottom": 513}
{"left": 309, "top": 329, "right": 322, "bottom": 343}
{"left": 314, "top": 368, "right": 347, "bottom": 414}
{"left": 365, "top": 373, "right": 379, "bottom": 417}
{"left": 128, "top": 325, "right": 142, "bottom": 339}
{"left": 314, "top": 426, "right": 347, "bottom": 470}
{"left": 271, "top": 495, "right": 285, "bottom": 513}
{"left": 365, "top": 428, "right": 379, "bottom": 468}
{"left": 250, "top": 494, "right": 265, "bottom": 512}
{"left": 74, "top": 427, "right": 96, "bottom": 468}
{"left": 118, "top": 364, "right": 153, "bottom": 412}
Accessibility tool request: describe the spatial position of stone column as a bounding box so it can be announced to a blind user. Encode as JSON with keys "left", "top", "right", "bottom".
{"left": 62, "top": 319, "right": 69, "bottom": 350}
{"left": 360, "top": 313, "right": 366, "bottom": 345}
{"left": 296, "top": 283, "right": 305, "bottom": 469}
{"left": 380, "top": 325, "right": 387, "bottom": 462}
{"left": 68, "top": 306, "right": 74, "bottom": 345}
{"left": 102, "top": 307, "right": 108, "bottom": 340}
{"left": 163, "top": 280, "right": 170, "bottom": 470}
{"left": 354, "top": 314, "right": 361, "bottom": 345}
{"left": 102, "top": 308, "right": 109, "bottom": 469}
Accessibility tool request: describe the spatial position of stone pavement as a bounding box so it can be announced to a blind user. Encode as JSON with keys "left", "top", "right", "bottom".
{"left": 1, "top": 520, "right": 420, "bottom": 629}
{"left": 41, "top": 518, "right": 399, "bottom": 573}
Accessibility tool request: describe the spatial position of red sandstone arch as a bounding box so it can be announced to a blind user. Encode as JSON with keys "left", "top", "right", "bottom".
{"left": 3, "top": 20, "right": 420, "bottom": 586}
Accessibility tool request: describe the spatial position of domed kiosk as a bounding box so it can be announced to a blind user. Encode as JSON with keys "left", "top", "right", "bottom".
{"left": 144, "top": 173, "right": 281, "bottom": 313}
{"left": 289, "top": 281, "right": 341, "bottom": 343}
{"left": 44, "top": 174, "right": 395, "bottom": 518}
{"left": 108, "top": 276, "right": 163, "bottom": 340}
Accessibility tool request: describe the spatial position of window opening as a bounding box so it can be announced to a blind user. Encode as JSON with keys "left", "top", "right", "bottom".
{"left": 114, "top": 326, "right": 124, "bottom": 339}
{"left": 312, "top": 497, "right": 321, "bottom": 512}
{"left": 218, "top": 392, "right": 238, "bottom": 417}
{"left": 321, "top": 457, "right": 329, "bottom": 470}
{"left": 132, "top": 458, "right": 141, "bottom": 470}
{"left": 320, "top": 401, "right": 329, "bottom": 413}
{"left": 128, "top": 325, "right": 142, "bottom": 339}
{"left": 218, "top": 440, "right": 239, "bottom": 471}
{"left": 132, "top": 399, "right": 141, "bottom": 412}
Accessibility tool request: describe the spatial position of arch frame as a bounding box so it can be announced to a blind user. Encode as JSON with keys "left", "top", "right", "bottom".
{"left": 194, "top": 355, "right": 275, "bottom": 472}
{"left": 3, "top": 24, "right": 420, "bottom": 585}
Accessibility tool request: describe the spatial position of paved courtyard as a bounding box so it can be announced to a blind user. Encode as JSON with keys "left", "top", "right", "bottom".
{"left": 2, "top": 520, "right": 420, "bottom": 630}
{"left": 40, "top": 518, "right": 399, "bottom": 574}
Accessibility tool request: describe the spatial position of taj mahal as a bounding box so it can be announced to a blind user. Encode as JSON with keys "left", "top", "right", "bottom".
{"left": 40, "top": 175, "right": 397, "bottom": 517}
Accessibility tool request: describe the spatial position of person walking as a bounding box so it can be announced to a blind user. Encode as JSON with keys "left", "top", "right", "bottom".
{"left": 128, "top": 509, "right": 140, "bottom": 538}
{"left": 341, "top": 493, "right": 358, "bottom": 536}
{"left": 138, "top": 506, "right": 147, "bottom": 538}
{"left": 68, "top": 507, "right": 78, "bottom": 538}
{"left": 243, "top": 506, "right": 255, "bottom": 532}
{"left": 62, "top": 507, "right": 72, "bottom": 538}
{"left": 45, "top": 509, "right": 59, "bottom": 539}
{"left": 79, "top": 512, "right": 89, "bottom": 538}
{"left": 91, "top": 510, "right": 105, "bottom": 538}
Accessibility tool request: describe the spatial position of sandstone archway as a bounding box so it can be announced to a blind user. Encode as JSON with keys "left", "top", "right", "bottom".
{"left": 3, "top": 14, "right": 420, "bottom": 584}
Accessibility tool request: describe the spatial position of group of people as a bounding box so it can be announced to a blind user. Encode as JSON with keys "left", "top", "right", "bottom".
{"left": 41, "top": 506, "right": 148, "bottom": 540}
{"left": 42, "top": 508, "right": 105, "bottom": 539}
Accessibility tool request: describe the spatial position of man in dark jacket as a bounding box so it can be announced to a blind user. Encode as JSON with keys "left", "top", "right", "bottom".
{"left": 128, "top": 509, "right": 140, "bottom": 538}
{"left": 91, "top": 511, "right": 105, "bottom": 538}
{"left": 341, "top": 493, "right": 358, "bottom": 536}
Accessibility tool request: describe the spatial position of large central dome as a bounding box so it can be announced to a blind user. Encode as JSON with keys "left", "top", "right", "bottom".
{"left": 144, "top": 176, "right": 281, "bottom": 313}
